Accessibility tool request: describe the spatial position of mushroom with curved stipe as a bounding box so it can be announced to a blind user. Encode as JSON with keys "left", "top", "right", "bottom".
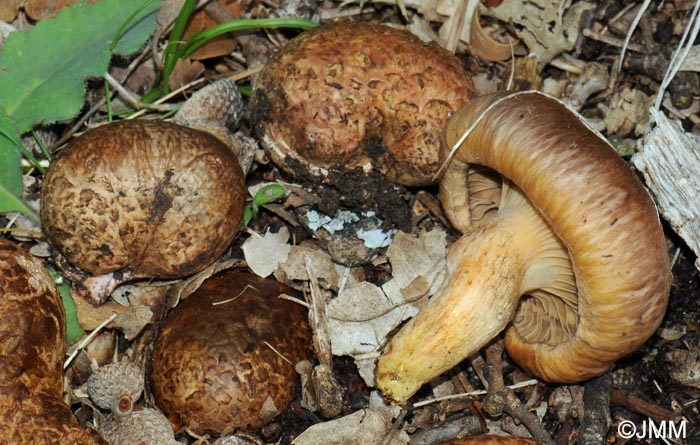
{"left": 376, "top": 91, "right": 671, "bottom": 404}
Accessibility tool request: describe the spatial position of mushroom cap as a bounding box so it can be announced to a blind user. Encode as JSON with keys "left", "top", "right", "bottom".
{"left": 41, "top": 119, "right": 246, "bottom": 278}
{"left": 251, "top": 20, "right": 475, "bottom": 186}
{"left": 440, "top": 91, "right": 670, "bottom": 382}
{"left": 0, "top": 238, "right": 107, "bottom": 444}
{"left": 150, "top": 271, "right": 313, "bottom": 435}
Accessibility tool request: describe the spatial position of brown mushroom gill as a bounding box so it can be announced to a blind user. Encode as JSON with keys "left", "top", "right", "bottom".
{"left": 376, "top": 91, "right": 670, "bottom": 404}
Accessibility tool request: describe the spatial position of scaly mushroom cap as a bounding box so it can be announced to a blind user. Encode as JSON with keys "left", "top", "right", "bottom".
{"left": 150, "top": 271, "right": 313, "bottom": 435}
{"left": 252, "top": 20, "right": 475, "bottom": 186}
{"left": 41, "top": 120, "right": 246, "bottom": 279}
{"left": 376, "top": 91, "right": 670, "bottom": 403}
{"left": 0, "top": 238, "right": 107, "bottom": 444}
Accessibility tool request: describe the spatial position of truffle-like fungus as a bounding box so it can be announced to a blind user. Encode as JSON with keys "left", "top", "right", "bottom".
{"left": 150, "top": 271, "right": 313, "bottom": 434}
{"left": 0, "top": 238, "right": 107, "bottom": 444}
{"left": 252, "top": 20, "right": 475, "bottom": 186}
{"left": 41, "top": 120, "right": 246, "bottom": 304}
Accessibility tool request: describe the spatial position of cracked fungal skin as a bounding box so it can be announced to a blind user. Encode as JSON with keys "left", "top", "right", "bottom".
{"left": 41, "top": 120, "right": 246, "bottom": 279}
{"left": 150, "top": 271, "right": 313, "bottom": 435}
{"left": 252, "top": 20, "right": 475, "bottom": 186}
{"left": 0, "top": 238, "right": 107, "bottom": 444}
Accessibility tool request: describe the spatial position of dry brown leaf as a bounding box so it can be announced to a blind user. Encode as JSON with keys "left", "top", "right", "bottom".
{"left": 603, "top": 88, "right": 651, "bottom": 136}
{"left": 291, "top": 407, "right": 409, "bottom": 445}
{"left": 156, "top": 0, "right": 186, "bottom": 30}
{"left": 181, "top": 0, "right": 241, "bottom": 60}
{"left": 382, "top": 228, "right": 447, "bottom": 303}
{"left": 111, "top": 282, "right": 169, "bottom": 320}
{"left": 274, "top": 242, "right": 364, "bottom": 290}
{"left": 327, "top": 281, "right": 415, "bottom": 358}
{"left": 326, "top": 229, "right": 447, "bottom": 385}
{"left": 167, "top": 58, "right": 206, "bottom": 90}
{"left": 484, "top": 0, "right": 595, "bottom": 68}
{"left": 165, "top": 258, "right": 242, "bottom": 309}
{"left": 25, "top": 0, "right": 97, "bottom": 20}
{"left": 242, "top": 227, "right": 292, "bottom": 278}
{"left": 73, "top": 290, "right": 153, "bottom": 340}
{"left": 680, "top": 45, "right": 700, "bottom": 72}
{"left": 295, "top": 360, "right": 318, "bottom": 412}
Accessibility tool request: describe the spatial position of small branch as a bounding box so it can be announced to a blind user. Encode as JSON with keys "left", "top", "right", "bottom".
{"left": 104, "top": 72, "right": 172, "bottom": 112}
{"left": 483, "top": 343, "right": 555, "bottom": 445}
{"left": 610, "top": 390, "right": 683, "bottom": 423}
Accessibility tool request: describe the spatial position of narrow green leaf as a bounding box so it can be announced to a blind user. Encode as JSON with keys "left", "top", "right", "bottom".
{"left": 47, "top": 268, "right": 85, "bottom": 345}
{"left": 0, "top": 102, "right": 22, "bottom": 198}
{"left": 242, "top": 207, "right": 254, "bottom": 227}
{"left": 252, "top": 183, "right": 286, "bottom": 212}
{"left": 180, "top": 18, "right": 318, "bottom": 60}
{"left": 0, "top": 183, "right": 39, "bottom": 221}
{"left": 0, "top": 0, "right": 161, "bottom": 133}
{"left": 160, "top": 0, "right": 198, "bottom": 94}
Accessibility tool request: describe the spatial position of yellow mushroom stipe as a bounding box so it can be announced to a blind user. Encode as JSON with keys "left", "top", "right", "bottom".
{"left": 376, "top": 182, "right": 573, "bottom": 403}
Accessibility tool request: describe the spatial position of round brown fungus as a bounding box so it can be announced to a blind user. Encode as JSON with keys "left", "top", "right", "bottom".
{"left": 0, "top": 238, "right": 107, "bottom": 444}
{"left": 150, "top": 271, "right": 313, "bottom": 435}
{"left": 41, "top": 120, "right": 246, "bottom": 304}
{"left": 251, "top": 20, "right": 475, "bottom": 187}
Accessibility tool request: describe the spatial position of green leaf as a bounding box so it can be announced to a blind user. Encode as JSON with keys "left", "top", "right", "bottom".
{"left": 0, "top": 102, "right": 22, "bottom": 198}
{"left": 0, "top": 0, "right": 161, "bottom": 134}
{"left": 252, "top": 183, "right": 286, "bottom": 212}
{"left": 242, "top": 207, "right": 254, "bottom": 227}
{"left": 46, "top": 268, "right": 85, "bottom": 345}
{"left": 179, "top": 18, "right": 318, "bottom": 60}
{"left": 0, "top": 102, "right": 37, "bottom": 220}
{"left": 0, "top": 183, "right": 39, "bottom": 221}
{"left": 242, "top": 183, "right": 286, "bottom": 226}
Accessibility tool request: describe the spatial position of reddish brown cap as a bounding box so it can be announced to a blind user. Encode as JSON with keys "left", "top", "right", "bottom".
{"left": 0, "top": 238, "right": 107, "bottom": 444}
{"left": 41, "top": 120, "right": 246, "bottom": 279}
{"left": 252, "top": 20, "right": 475, "bottom": 186}
{"left": 150, "top": 271, "right": 313, "bottom": 434}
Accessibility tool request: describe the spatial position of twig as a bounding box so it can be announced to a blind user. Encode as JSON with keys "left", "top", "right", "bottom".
{"left": 483, "top": 343, "right": 555, "bottom": 445}
{"left": 610, "top": 390, "right": 683, "bottom": 423}
{"left": 412, "top": 379, "right": 538, "bottom": 408}
{"left": 64, "top": 312, "right": 118, "bottom": 369}
{"left": 617, "top": 0, "right": 652, "bottom": 73}
{"left": 104, "top": 72, "right": 172, "bottom": 112}
{"left": 582, "top": 28, "right": 646, "bottom": 52}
